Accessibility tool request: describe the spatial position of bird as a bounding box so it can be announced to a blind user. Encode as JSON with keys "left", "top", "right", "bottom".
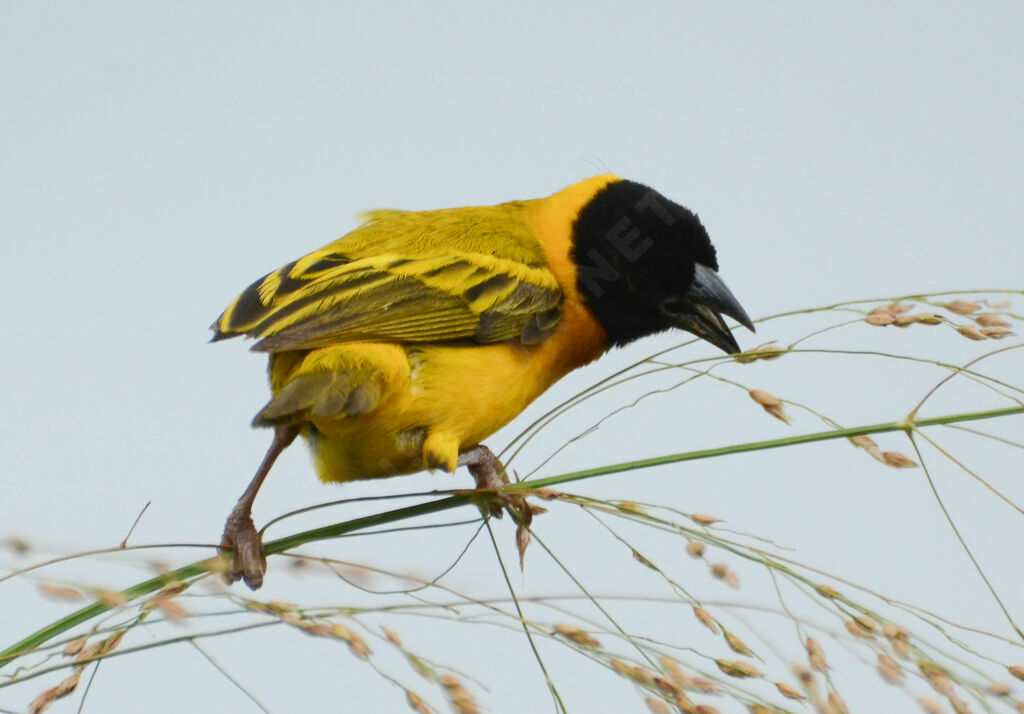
{"left": 211, "top": 174, "right": 754, "bottom": 589}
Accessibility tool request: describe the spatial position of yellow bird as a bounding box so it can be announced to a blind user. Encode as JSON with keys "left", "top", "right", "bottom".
{"left": 212, "top": 174, "right": 753, "bottom": 588}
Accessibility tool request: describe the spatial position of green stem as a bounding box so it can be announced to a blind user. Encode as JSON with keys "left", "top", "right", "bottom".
{"left": 2, "top": 405, "right": 1020, "bottom": 671}
{"left": 514, "top": 406, "right": 1024, "bottom": 490}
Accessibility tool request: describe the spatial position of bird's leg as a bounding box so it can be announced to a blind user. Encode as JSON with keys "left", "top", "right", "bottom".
{"left": 460, "top": 444, "right": 535, "bottom": 517}
{"left": 220, "top": 424, "right": 299, "bottom": 590}
{"left": 458, "top": 444, "right": 541, "bottom": 569}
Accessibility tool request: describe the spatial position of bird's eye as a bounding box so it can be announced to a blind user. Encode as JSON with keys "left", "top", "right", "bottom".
{"left": 659, "top": 297, "right": 690, "bottom": 317}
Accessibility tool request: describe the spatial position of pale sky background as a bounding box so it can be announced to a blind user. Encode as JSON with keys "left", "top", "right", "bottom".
{"left": 2, "top": 2, "right": 1023, "bottom": 713}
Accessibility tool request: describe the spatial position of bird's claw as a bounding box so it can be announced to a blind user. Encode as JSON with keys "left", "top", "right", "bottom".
{"left": 220, "top": 512, "right": 266, "bottom": 590}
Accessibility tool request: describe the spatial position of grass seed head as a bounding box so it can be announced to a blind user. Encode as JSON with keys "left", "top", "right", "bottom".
{"left": 945, "top": 300, "right": 980, "bottom": 314}
{"left": 406, "top": 690, "right": 430, "bottom": 714}
{"left": 986, "top": 681, "right": 1011, "bottom": 696}
{"left": 38, "top": 584, "right": 81, "bottom": 601}
{"left": 691, "top": 513, "right": 719, "bottom": 526}
{"left": 806, "top": 638, "right": 828, "bottom": 672}
{"left": 991, "top": 299, "right": 1012, "bottom": 309}
{"left": 734, "top": 341, "right": 784, "bottom": 363}
{"left": 63, "top": 638, "right": 86, "bottom": 657}
{"left": 827, "top": 692, "right": 849, "bottom": 714}
{"left": 715, "top": 659, "right": 761, "bottom": 678}
{"left": 882, "top": 451, "right": 918, "bottom": 468}
{"left": 776, "top": 682, "right": 804, "bottom": 699}
{"left": 913, "top": 313, "right": 943, "bottom": 325}
{"left": 844, "top": 619, "right": 874, "bottom": 639}
{"left": 748, "top": 389, "right": 791, "bottom": 423}
{"left": 553, "top": 623, "right": 601, "bottom": 648}
{"left": 725, "top": 632, "right": 753, "bottom": 656}
{"left": 949, "top": 695, "right": 973, "bottom": 714}
{"left": 887, "top": 302, "right": 914, "bottom": 315}
{"left": 28, "top": 688, "right": 57, "bottom": 714}
{"left": 981, "top": 326, "right": 1015, "bottom": 339}
{"left": 850, "top": 435, "right": 878, "bottom": 449}
{"left": 685, "top": 541, "right": 706, "bottom": 558}
{"left": 878, "top": 653, "right": 903, "bottom": 683}
{"left": 695, "top": 706, "right": 720, "bottom": 714}
{"left": 54, "top": 671, "right": 80, "bottom": 698}
{"left": 646, "top": 697, "right": 671, "bottom": 714}
{"left": 866, "top": 313, "right": 895, "bottom": 326}
{"left": 1009, "top": 665, "right": 1024, "bottom": 681}
{"left": 919, "top": 697, "right": 943, "bottom": 713}
{"left": 975, "top": 313, "right": 1010, "bottom": 328}
{"left": 689, "top": 676, "right": 716, "bottom": 693}
{"left": 382, "top": 626, "right": 402, "bottom": 646}
{"left": 814, "top": 584, "right": 842, "bottom": 599}
{"left": 693, "top": 605, "right": 719, "bottom": 634}
{"left": 958, "top": 324, "right": 988, "bottom": 341}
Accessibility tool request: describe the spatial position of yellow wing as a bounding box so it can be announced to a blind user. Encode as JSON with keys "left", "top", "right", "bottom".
{"left": 212, "top": 204, "right": 564, "bottom": 352}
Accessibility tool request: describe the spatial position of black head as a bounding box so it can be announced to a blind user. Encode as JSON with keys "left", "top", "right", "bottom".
{"left": 570, "top": 179, "right": 754, "bottom": 352}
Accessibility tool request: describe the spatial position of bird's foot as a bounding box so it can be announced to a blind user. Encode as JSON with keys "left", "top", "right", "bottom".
{"left": 219, "top": 509, "right": 266, "bottom": 590}
{"left": 459, "top": 444, "right": 545, "bottom": 569}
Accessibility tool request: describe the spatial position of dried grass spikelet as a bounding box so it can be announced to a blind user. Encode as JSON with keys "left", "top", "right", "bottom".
{"left": 440, "top": 674, "right": 479, "bottom": 714}
{"left": 157, "top": 598, "right": 187, "bottom": 621}
{"left": 29, "top": 668, "right": 83, "bottom": 713}
{"left": 1008, "top": 665, "right": 1024, "bottom": 681}
{"left": 748, "top": 389, "right": 790, "bottom": 424}
{"left": 646, "top": 697, "right": 671, "bottom": 714}
{"left": 914, "top": 313, "right": 944, "bottom": 325}
{"left": 382, "top": 626, "right": 402, "bottom": 646}
{"left": 63, "top": 638, "right": 87, "bottom": 657}
{"left": 878, "top": 653, "right": 903, "bottom": 683}
{"left": 844, "top": 618, "right": 875, "bottom": 639}
{"left": 806, "top": 638, "right": 828, "bottom": 673}
{"left": 882, "top": 450, "right": 918, "bottom": 468}
{"left": 990, "top": 299, "right": 1012, "bottom": 309}
{"left": 710, "top": 563, "right": 740, "bottom": 588}
{"left": 854, "top": 615, "right": 879, "bottom": 632}
{"left": 948, "top": 695, "right": 973, "bottom": 714}
{"left": 981, "top": 325, "right": 1016, "bottom": 339}
{"left": 553, "top": 623, "right": 601, "bottom": 648}
{"left": 38, "top": 583, "right": 82, "bottom": 601}
{"left": 685, "top": 541, "right": 706, "bottom": 558}
{"left": 945, "top": 300, "right": 980, "bottom": 314}
{"left": 775, "top": 681, "right": 804, "bottom": 700}
{"left": 534, "top": 487, "right": 561, "bottom": 500}
{"left": 734, "top": 341, "right": 785, "bottom": 363}
{"left": 958, "top": 324, "right": 988, "bottom": 341}
{"left": 330, "top": 623, "right": 372, "bottom": 659}
{"left": 725, "top": 632, "right": 753, "bottom": 656}
{"left": 919, "top": 696, "right": 943, "bottom": 713}
{"left": 986, "top": 681, "right": 1011, "bottom": 697}
{"left": 975, "top": 313, "right": 1011, "bottom": 328}
{"left": 814, "top": 583, "right": 842, "bottom": 599}
{"left": 405, "top": 690, "right": 430, "bottom": 714}
{"left": 633, "top": 550, "right": 658, "bottom": 570}
{"left": 691, "top": 513, "right": 719, "bottom": 526}
{"left": 693, "top": 605, "right": 719, "bottom": 634}
{"left": 694, "top": 706, "right": 720, "bottom": 714}
{"left": 850, "top": 434, "right": 878, "bottom": 449}
{"left": 886, "top": 302, "right": 914, "bottom": 315}
{"left": 866, "top": 313, "right": 895, "bottom": 326}
{"left": 827, "top": 692, "right": 849, "bottom": 714}
{"left": 689, "top": 676, "right": 716, "bottom": 694}
{"left": 618, "top": 501, "right": 646, "bottom": 514}
{"left": 715, "top": 659, "right": 761, "bottom": 678}
{"left": 747, "top": 707, "right": 773, "bottom": 714}
{"left": 91, "top": 589, "right": 127, "bottom": 607}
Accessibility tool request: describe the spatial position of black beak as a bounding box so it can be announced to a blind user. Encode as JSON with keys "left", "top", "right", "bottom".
{"left": 660, "top": 264, "right": 755, "bottom": 355}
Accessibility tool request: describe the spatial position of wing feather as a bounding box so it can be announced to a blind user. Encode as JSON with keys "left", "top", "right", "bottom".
{"left": 212, "top": 206, "right": 563, "bottom": 352}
